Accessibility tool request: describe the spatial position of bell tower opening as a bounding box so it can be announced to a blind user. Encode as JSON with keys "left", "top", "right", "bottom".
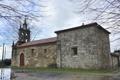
{"left": 17, "top": 18, "right": 30, "bottom": 45}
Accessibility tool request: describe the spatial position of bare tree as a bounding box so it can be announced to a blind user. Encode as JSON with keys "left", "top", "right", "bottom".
{"left": 0, "top": 0, "right": 47, "bottom": 44}
{"left": 68, "top": 0, "right": 120, "bottom": 49}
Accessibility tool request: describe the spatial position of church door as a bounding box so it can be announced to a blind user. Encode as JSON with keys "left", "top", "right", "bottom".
{"left": 20, "top": 53, "right": 24, "bottom": 66}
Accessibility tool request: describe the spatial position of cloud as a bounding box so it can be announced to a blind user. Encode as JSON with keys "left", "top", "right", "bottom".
{"left": 0, "top": 35, "right": 4, "bottom": 40}
{"left": 0, "top": 0, "right": 119, "bottom": 59}
{"left": 32, "top": 0, "right": 120, "bottom": 53}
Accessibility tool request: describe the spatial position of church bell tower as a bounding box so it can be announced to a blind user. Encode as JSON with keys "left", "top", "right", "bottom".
{"left": 17, "top": 18, "right": 30, "bottom": 45}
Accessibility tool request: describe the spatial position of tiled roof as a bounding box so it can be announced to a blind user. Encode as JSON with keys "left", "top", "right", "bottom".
{"left": 55, "top": 22, "right": 110, "bottom": 34}
{"left": 17, "top": 37, "right": 57, "bottom": 48}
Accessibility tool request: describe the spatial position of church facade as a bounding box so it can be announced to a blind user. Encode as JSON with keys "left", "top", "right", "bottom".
{"left": 12, "top": 22, "right": 112, "bottom": 69}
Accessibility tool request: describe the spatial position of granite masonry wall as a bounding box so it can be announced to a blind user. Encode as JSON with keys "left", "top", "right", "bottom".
{"left": 12, "top": 23, "right": 112, "bottom": 69}
{"left": 12, "top": 43, "right": 56, "bottom": 67}
{"left": 111, "top": 56, "right": 118, "bottom": 68}
{"left": 56, "top": 25, "right": 111, "bottom": 69}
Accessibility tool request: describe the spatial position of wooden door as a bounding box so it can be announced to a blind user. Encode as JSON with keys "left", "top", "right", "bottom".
{"left": 20, "top": 53, "right": 24, "bottom": 66}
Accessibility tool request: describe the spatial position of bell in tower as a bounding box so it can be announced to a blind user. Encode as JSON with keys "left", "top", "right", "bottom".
{"left": 17, "top": 18, "right": 30, "bottom": 45}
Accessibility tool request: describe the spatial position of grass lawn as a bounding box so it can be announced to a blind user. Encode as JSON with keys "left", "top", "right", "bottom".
{"left": 12, "top": 67, "right": 116, "bottom": 75}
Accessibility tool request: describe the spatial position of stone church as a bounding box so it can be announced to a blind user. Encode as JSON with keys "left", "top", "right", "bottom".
{"left": 12, "top": 20, "right": 112, "bottom": 69}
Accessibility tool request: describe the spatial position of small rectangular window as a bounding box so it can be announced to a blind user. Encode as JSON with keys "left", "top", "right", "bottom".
{"left": 72, "top": 47, "right": 78, "bottom": 55}
{"left": 31, "top": 49, "right": 35, "bottom": 54}
{"left": 44, "top": 49, "right": 47, "bottom": 53}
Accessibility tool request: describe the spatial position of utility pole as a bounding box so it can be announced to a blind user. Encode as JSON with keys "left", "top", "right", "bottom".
{"left": 4, "top": 46, "right": 6, "bottom": 61}
{"left": 1, "top": 43, "right": 5, "bottom": 67}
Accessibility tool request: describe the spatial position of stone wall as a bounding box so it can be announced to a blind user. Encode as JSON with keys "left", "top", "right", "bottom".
{"left": 111, "top": 56, "right": 118, "bottom": 69}
{"left": 12, "top": 43, "right": 56, "bottom": 67}
{"left": 56, "top": 25, "right": 111, "bottom": 69}
{"left": 11, "top": 47, "right": 18, "bottom": 67}
{"left": 95, "top": 26, "right": 111, "bottom": 68}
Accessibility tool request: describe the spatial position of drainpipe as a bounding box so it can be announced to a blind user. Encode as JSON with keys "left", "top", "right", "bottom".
{"left": 117, "top": 56, "right": 120, "bottom": 67}
{"left": 60, "top": 43, "right": 62, "bottom": 68}
{"left": 58, "top": 40, "right": 62, "bottom": 68}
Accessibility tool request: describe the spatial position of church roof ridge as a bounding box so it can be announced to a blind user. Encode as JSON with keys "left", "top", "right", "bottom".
{"left": 55, "top": 22, "right": 110, "bottom": 34}
{"left": 17, "top": 37, "right": 57, "bottom": 48}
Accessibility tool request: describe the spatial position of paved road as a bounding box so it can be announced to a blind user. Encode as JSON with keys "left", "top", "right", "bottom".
{"left": 13, "top": 72, "right": 120, "bottom": 80}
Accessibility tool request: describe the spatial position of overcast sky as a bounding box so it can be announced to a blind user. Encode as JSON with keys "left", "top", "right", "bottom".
{"left": 0, "top": 0, "right": 119, "bottom": 59}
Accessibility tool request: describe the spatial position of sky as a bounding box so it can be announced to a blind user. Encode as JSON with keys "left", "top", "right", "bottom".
{"left": 0, "top": 0, "right": 120, "bottom": 59}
